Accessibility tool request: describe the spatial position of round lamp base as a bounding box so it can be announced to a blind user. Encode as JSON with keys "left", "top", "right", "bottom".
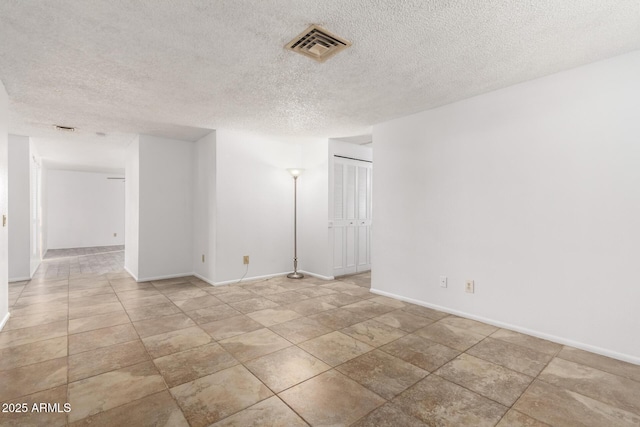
{"left": 287, "top": 272, "right": 304, "bottom": 279}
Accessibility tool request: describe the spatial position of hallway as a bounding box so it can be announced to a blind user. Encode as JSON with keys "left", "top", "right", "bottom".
{"left": 37, "top": 246, "right": 125, "bottom": 280}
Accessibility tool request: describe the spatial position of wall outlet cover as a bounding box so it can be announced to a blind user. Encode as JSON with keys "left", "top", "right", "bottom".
{"left": 439, "top": 276, "right": 447, "bottom": 288}
{"left": 465, "top": 280, "right": 475, "bottom": 293}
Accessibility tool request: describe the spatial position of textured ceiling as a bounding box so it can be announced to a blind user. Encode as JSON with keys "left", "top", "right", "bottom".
{"left": 1, "top": 0, "right": 639, "bottom": 170}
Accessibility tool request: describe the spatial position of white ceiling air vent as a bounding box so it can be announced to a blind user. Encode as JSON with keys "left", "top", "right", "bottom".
{"left": 285, "top": 25, "right": 351, "bottom": 63}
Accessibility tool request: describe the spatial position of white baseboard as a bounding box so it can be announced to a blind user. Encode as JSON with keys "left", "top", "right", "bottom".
{"left": 30, "top": 260, "right": 41, "bottom": 278}
{"left": 127, "top": 269, "right": 333, "bottom": 288}
{"left": 299, "top": 271, "right": 334, "bottom": 281}
{"left": 193, "top": 273, "right": 214, "bottom": 286}
{"left": 214, "top": 271, "right": 291, "bottom": 286}
{"left": 123, "top": 266, "right": 139, "bottom": 282}
{"left": 0, "top": 312, "right": 10, "bottom": 332}
{"left": 370, "top": 288, "right": 640, "bottom": 366}
{"left": 10, "top": 258, "right": 44, "bottom": 282}
{"left": 137, "top": 272, "right": 194, "bottom": 283}
{"left": 127, "top": 269, "right": 293, "bottom": 286}
{"left": 126, "top": 268, "right": 200, "bottom": 284}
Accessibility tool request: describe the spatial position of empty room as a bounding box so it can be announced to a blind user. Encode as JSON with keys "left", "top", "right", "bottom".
{"left": 0, "top": 1, "right": 639, "bottom": 426}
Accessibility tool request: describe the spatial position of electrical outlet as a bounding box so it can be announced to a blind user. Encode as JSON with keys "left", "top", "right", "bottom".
{"left": 243, "top": 255, "right": 250, "bottom": 265}
{"left": 439, "top": 276, "right": 447, "bottom": 288}
{"left": 202, "top": 254, "right": 205, "bottom": 263}
{"left": 465, "top": 280, "right": 475, "bottom": 293}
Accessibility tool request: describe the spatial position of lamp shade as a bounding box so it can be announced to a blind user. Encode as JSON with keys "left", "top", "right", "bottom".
{"left": 287, "top": 168, "right": 304, "bottom": 177}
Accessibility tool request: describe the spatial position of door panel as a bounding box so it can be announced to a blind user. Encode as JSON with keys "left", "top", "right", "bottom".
{"left": 345, "top": 164, "right": 356, "bottom": 220}
{"left": 358, "top": 166, "right": 368, "bottom": 220}
{"left": 333, "top": 227, "right": 344, "bottom": 270}
{"left": 357, "top": 224, "right": 369, "bottom": 269}
{"left": 345, "top": 225, "right": 357, "bottom": 274}
{"left": 333, "top": 163, "right": 344, "bottom": 220}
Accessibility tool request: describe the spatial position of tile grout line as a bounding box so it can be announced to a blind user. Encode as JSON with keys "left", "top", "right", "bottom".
{"left": 108, "top": 276, "right": 186, "bottom": 425}
{"left": 501, "top": 342, "right": 565, "bottom": 426}
{"left": 61, "top": 274, "right": 197, "bottom": 424}
{"left": 160, "top": 276, "right": 291, "bottom": 426}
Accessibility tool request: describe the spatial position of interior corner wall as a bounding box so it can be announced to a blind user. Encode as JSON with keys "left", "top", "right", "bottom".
{"left": 298, "top": 138, "right": 331, "bottom": 279}
{"left": 214, "top": 130, "right": 298, "bottom": 284}
{"left": 0, "top": 81, "right": 9, "bottom": 329}
{"left": 46, "top": 170, "right": 125, "bottom": 249}
{"left": 137, "top": 135, "right": 194, "bottom": 281}
{"left": 192, "top": 131, "right": 216, "bottom": 283}
{"left": 40, "top": 165, "right": 48, "bottom": 257}
{"left": 124, "top": 136, "right": 140, "bottom": 279}
{"left": 8, "top": 135, "right": 31, "bottom": 281}
{"left": 372, "top": 51, "right": 640, "bottom": 363}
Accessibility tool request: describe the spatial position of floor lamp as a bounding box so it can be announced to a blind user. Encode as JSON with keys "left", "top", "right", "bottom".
{"left": 287, "top": 168, "right": 304, "bottom": 279}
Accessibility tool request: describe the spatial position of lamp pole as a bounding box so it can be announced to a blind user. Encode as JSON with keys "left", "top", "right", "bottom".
{"left": 287, "top": 169, "right": 304, "bottom": 279}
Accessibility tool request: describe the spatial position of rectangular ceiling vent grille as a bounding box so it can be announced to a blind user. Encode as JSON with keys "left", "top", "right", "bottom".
{"left": 286, "top": 25, "right": 351, "bottom": 63}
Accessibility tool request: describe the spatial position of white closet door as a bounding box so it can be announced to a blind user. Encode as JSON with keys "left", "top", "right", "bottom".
{"left": 332, "top": 157, "right": 371, "bottom": 277}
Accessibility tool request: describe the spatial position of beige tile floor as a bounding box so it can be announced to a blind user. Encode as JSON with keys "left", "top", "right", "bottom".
{"left": 1, "top": 249, "right": 640, "bottom": 426}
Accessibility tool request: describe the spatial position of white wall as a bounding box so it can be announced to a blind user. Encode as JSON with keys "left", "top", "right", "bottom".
{"left": 192, "top": 131, "right": 216, "bottom": 282}
{"left": 30, "top": 142, "right": 43, "bottom": 276}
{"left": 298, "top": 138, "right": 331, "bottom": 279}
{"left": 131, "top": 130, "right": 320, "bottom": 284}
{"left": 0, "top": 81, "right": 9, "bottom": 330}
{"left": 8, "top": 135, "right": 30, "bottom": 281}
{"left": 214, "top": 130, "right": 298, "bottom": 283}
{"left": 46, "top": 169, "right": 125, "bottom": 249}
{"left": 137, "top": 135, "right": 194, "bottom": 280}
{"left": 8, "top": 137, "right": 45, "bottom": 281}
{"left": 372, "top": 51, "right": 640, "bottom": 363}
{"left": 124, "top": 136, "right": 140, "bottom": 279}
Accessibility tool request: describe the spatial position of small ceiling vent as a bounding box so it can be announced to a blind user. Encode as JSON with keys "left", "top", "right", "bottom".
{"left": 286, "top": 25, "right": 351, "bottom": 62}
